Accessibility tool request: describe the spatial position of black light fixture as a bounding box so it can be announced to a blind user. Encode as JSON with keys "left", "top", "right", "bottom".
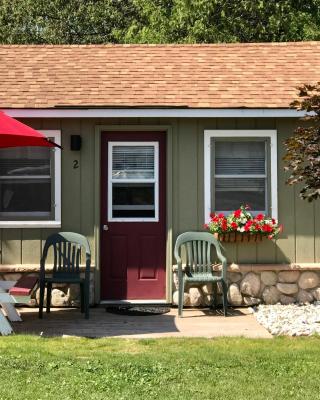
{"left": 70, "top": 135, "right": 82, "bottom": 151}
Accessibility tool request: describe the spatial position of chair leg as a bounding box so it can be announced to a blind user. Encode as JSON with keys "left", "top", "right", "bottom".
{"left": 38, "top": 281, "right": 45, "bottom": 319}
{"left": 178, "top": 277, "right": 185, "bottom": 317}
{"left": 222, "top": 280, "right": 228, "bottom": 317}
{"left": 80, "top": 283, "right": 85, "bottom": 313}
{"left": 46, "top": 282, "right": 52, "bottom": 313}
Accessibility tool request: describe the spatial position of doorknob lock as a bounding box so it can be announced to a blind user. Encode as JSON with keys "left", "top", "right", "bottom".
{"left": 102, "top": 224, "right": 109, "bottom": 231}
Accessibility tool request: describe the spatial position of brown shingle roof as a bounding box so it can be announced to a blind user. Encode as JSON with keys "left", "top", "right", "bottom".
{"left": 0, "top": 42, "right": 319, "bottom": 109}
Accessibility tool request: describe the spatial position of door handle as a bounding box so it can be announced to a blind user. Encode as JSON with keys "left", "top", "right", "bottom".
{"left": 102, "top": 224, "right": 109, "bottom": 231}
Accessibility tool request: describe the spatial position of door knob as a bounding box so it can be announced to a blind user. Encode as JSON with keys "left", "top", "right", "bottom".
{"left": 102, "top": 224, "right": 109, "bottom": 231}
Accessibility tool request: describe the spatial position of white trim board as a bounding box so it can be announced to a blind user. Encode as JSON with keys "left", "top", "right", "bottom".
{"left": 107, "top": 141, "right": 159, "bottom": 222}
{"left": 204, "top": 129, "right": 278, "bottom": 223}
{"left": 1, "top": 108, "right": 309, "bottom": 119}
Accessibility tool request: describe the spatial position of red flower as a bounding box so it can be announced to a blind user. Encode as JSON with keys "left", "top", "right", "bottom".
{"left": 218, "top": 213, "right": 225, "bottom": 219}
{"left": 231, "top": 222, "right": 238, "bottom": 230}
{"left": 256, "top": 214, "right": 264, "bottom": 221}
{"left": 262, "top": 224, "right": 273, "bottom": 233}
{"left": 210, "top": 213, "right": 216, "bottom": 219}
{"left": 203, "top": 224, "right": 209, "bottom": 229}
{"left": 234, "top": 209, "right": 241, "bottom": 218}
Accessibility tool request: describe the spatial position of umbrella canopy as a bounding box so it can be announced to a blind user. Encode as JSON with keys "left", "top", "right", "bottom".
{"left": 0, "top": 111, "right": 61, "bottom": 148}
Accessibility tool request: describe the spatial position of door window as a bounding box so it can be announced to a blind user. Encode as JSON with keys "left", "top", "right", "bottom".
{"left": 108, "top": 142, "right": 159, "bottom": 221}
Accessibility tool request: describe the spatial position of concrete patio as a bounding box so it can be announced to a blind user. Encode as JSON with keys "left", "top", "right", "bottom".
{"left": 11, "top": 307, "right": 272, "bottom": 338}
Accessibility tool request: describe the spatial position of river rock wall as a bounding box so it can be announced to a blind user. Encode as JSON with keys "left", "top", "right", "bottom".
{"left": 172, "top": 266, "right": 320, "bottom": 307}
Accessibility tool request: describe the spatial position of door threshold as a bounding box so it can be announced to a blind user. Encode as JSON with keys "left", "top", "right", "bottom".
{"left": 100, "top": 299, "right": 168, "bottom": 305}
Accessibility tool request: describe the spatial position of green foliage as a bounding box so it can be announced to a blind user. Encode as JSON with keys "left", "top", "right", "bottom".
{"left": 0, "top": 0, "right": 139, "bottom": 44}
{"left": 128, "top": 0, "right": 320, "bottom": 43}
{"left": 284, "top": 83, "right": 320, "bottom": 202}
{"left": 0, "top": 336, "right": 320, "bottom": 399}
{"left": 0, "top": 0, "right": 320, "bottom": 44}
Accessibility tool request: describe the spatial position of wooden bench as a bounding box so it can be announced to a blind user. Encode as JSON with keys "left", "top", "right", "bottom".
{"left": 0, "top": 276, "right": 38, "bottom": 335}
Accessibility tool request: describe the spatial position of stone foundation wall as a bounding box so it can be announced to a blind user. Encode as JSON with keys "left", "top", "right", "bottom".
{"left": 172, "top": 264, "right": 320, "bottom": 307}
{"left": 0, "top": 265, "right": 95, "bottom": 307}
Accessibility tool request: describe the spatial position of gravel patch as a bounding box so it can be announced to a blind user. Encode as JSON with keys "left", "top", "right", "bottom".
{"left": 253, "top": 302, "right": 320, "bottom": 336}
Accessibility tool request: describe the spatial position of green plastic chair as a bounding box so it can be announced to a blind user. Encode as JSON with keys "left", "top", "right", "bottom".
{"left": 174, "top": 231, "right": 228, "bottom": 317}
{"left": 38, "top": 232, "right": 91, "bottom": 319}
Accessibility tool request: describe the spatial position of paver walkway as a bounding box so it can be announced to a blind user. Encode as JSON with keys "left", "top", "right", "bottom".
{"left": 11, "top": 307, "right": 272, "bottom": 338}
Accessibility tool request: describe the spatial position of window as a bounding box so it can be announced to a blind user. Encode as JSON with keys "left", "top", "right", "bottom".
{"left": 204, "top": 130, "right": 277, "bottom": 223}
{"left": 108, "top": 142, "right": 159, "bottom": 221}
{"left": 0, "top": 130, "right": 61, "bottom": 227}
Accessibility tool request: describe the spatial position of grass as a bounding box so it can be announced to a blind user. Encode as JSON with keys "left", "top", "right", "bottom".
{"left": 0, "top": 336, "right": 319, "bottom": 400}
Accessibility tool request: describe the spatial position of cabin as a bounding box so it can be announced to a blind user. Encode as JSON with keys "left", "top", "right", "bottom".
{"left": 0, "top": 42, "right": 319, "bottom": 307}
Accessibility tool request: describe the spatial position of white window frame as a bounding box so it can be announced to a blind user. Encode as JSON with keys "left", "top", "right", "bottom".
{"left": 204, "top": 130, "right": 278, "bottom": 223}
{"left": 108, "top": 141, "right": 159, "bottom": 222}
{"left": 0, "top": 130, "right": 61, "bottom": 228}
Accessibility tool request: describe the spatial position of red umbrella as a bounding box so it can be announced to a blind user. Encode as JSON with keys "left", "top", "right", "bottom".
{"left": 0, "top": 111, "right": 61, "bottom": 148}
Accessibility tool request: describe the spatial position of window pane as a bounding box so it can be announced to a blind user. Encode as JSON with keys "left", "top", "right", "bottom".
{"left": 112, "top": 145, "right": 154, "bottom": 179}
{"left": 112, "top": 183, "right": 155, "bottom": 218}
{"left": 0, "top": 179, "right": 51, "bottom": 215}
{"left": 215, "top": 178, "right": 265, "bottom": 211}
{"left": 0, "top": 147, "right": 51, "bottom": 176}
{"left": 0, "top": 146, "right": 53, "bottom": 219}
{"left": 215, "top": 141, "right": 265, "bottom": 175}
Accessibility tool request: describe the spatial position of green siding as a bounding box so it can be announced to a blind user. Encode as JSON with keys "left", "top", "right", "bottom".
{"left": 0, "top": 117, "right": 319, "bottom": 267}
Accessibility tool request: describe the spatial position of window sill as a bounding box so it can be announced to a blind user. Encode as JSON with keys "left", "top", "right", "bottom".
{"left": 0, "top": 221, "right": 61, "bottom": 228}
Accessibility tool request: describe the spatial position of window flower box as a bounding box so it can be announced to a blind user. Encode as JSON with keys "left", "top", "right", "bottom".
{"left": 213, "top": 232, "right": 263, "bottom": 243}
{"left": 205, "top": 205, "right": 282, "bottom": 242}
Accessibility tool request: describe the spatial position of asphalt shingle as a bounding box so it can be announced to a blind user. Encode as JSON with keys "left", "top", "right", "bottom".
{"left": 0, "top": 42, "right": 319, "bottom": 109}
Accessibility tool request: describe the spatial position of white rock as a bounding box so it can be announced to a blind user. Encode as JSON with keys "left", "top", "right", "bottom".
{"left": 240, "top": 272, "right": 260, "bottom": 297}
{"left": 262, "top": 286, "right": 280, "bottom": 305}
{"left": 228, "top": 272, "right": 242, "bottom": 283}
{"left": 254, "top": 304, "right": 320, "bottom": 337}
{"left": 312, "top": 288, "right": 320, "bottom": 301}
{"left": 297, "top": 290, "right": 314, "bottom": 304}
{"left": 298, "top": 272, "right": 320, "bottom": 290}
{"left": 172, "top": 290, "right": 190, "bottom": 306}
{"left": 172, "top": 272, "right": 179, "bottom": 290}
{"left": 276, "top": 283, "right": 298, "bottom": 295}
{"left": 280, "top": 295, "right": 295, "bottom": 305}
{"left": 278, "top": 271, "right": 300, "bottom": 283}
{"left": 35, "top": 287, "right": 47, "bottom": 305}
{"left": 51, "top": 289, "right": 69, "bottom": 307}
{"left": 201, "top": 283, "right": 213, "bottom": 295}
{"left": 243, "top": 296, "right": 261, "bottom": 306}
{"left": 203, "top": 294, "right": 213, "bottom": 306}
{"left": 227, "top": 283, "right": 243, "bottom": 306}
{"left": 188, "top": 287, "right": 202, "bottom": 307}
{"left": 261, "top": 271, "right": 277, "bottom": 286}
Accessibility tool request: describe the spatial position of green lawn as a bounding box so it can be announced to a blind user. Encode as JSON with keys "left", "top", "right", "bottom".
{"left": 0, "top": 336, "right": 319, "bottom": 400}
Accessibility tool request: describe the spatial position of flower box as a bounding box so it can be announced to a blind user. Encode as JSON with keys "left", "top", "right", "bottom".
{"left": 214, "top": 232, "right": 263, "bottom": 243}
{"left": 206, "top": 205, "right": 282, "bottom": 242}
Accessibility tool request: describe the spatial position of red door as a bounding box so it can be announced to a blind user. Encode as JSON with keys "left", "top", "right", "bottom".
{"left": 100, "top": 132, "right": 166, "bottom": 300}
